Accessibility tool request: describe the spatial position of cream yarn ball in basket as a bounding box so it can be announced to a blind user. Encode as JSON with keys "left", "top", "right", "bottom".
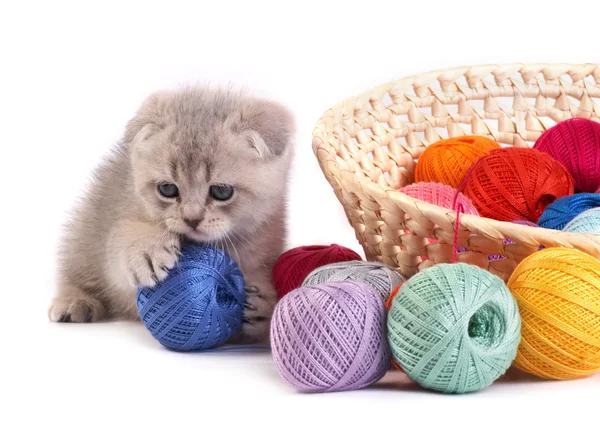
{"left": 312, "top": 64, "right": 600, "bottom": 281}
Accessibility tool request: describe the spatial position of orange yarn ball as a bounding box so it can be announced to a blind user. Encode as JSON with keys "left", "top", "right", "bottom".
{"left": 415, "top": 136, "right": 500, "bottom": 187}
{"left": 464, "top": 148, "right": 574, "bottom": 222}
{"left": 508, "top": 248, "right": 600, "bottom": 380}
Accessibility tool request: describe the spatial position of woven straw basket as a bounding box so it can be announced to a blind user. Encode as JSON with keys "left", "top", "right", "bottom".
{"left": 313, "top": 63, "right": 600, "bottom": 282}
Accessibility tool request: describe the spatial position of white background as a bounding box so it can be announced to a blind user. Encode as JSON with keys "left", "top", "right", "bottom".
{"left": 2, "top": 1, "right": 599, "bottom": 442}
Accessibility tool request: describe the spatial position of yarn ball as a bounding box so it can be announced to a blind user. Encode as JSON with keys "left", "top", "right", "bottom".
{"left": 415, "top": 136, "right": 500, "bottom": 188}
{"left": 488, "top": 220, "right": 539, "bottom": 261}
{"left": 303, "top": 260, "right": 406, "bottom": 304}
{"left": 273, "top": 244, "right": 362, "bottom": 298}
{"left": 136, "top": 244, "right": 245, "bottom": 351}
{"left": 270, "top": 281, "right": 390, "bottom": 393}
{"left": 507, "top": 248, "right": 600, "bottom": 379}
{"left": 534, "top": 118, "right": 600, "bottom": 193}
{"left": 464, "top": 148, "right": 574, "bottom": 222}
{"left": 388, "top": 263, "right": 521, "bottom": 393}
{"left": 537, "top": 193, "right": 600, "bottom": 230}
{"left": 399, "top": 182, "right": 478, "bottom": 254}
{"left": 398, "top": 182, "right": 479, "bottom": 215}
{"left": 564, "top": 207, "right": 600, "bottom": 234}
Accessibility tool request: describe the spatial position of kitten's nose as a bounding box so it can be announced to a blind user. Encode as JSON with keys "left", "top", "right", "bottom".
{"left": 184, "top": 218, "right": 202, "bottom": 229}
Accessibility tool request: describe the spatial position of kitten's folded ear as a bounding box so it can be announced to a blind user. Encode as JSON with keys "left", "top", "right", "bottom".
{"left": 241, "top": 98, "right": 295, "bottom": 157}
{"left": 123, "top": 92, "right": 167, "bottom": 146}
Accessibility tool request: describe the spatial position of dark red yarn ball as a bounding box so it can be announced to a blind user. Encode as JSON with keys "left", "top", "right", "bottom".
{"left": 272, "top": 244, "right": 362, "bottom": 298}
{"left": 464, "top": 148, "right": 574, "bottom": 222}
{"left": 534, "top": 118, "right": 600, "bottom": 193}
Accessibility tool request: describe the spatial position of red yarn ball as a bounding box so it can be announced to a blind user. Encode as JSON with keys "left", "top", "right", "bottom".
{"left": 272, "top": 245, "right": 362, "bottom": 298}
{"left": 464, "top": 148, "right": 574, "bottom": 222}
{"left": 534, "top": 118, "right": 600, "bottom": 193}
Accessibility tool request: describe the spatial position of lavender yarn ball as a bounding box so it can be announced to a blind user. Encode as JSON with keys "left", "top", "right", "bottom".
{"left": 563, "top": 207, "right": 600, "bottom": 234}
{"left": 270, "top": 281, "right": 390, "bottom": 393}
{"left": 302, "top": 260, "right": 406, "bottom": 303}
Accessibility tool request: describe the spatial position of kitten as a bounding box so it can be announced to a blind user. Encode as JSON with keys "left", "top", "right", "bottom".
{"left": 48, "top": 87, "right": 295, "bottom": 343}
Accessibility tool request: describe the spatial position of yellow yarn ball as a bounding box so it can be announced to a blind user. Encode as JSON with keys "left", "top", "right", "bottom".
{"left": 507, "top": 248, "right": 600, "bottom": 380}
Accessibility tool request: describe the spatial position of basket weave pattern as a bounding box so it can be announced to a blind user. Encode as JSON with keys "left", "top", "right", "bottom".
{"left": 313, "top": 64, "right": 600, "bottom": 281}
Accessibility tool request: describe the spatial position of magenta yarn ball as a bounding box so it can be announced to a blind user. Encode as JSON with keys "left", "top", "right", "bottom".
{"left": 534, "top": 118, "right": 600, "bottom": 193}
{"left": 270, "top": 281, "right": 390, "bottom": 393}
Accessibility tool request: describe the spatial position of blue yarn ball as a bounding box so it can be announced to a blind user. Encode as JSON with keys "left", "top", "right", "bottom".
{"left": 563, "top": 207, "right": 600, "bottom": 234}
{"left": 137, "top": 244, "right": 245, "bottom": 351}
{"left": 538, "top": 193, "right": 600, "bottom": 230}
{"left": 388, "top": 263, "right": 521, "bottom": 394}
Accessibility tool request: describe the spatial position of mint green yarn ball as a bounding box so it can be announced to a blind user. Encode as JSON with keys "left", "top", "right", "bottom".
{"left": 563, "top": 207, "right": 600, "bottom": 234}
{"left": 387, "top": 263, "right": 521, "bottom": 394}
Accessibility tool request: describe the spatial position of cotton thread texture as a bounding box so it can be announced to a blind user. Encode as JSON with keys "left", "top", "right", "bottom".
{"left": 537, "top": 193, "right": 600, "bottom": 230}
{"left": 399, "top": 182, "right": 478, "bottom": 254}
{"left": 564, "top": 207, "right": 600, "bottom": 234}
{"left": 270, "top": 281, "right": 390, "bottom": 393}
{"left": 464, "top": 148, "right": 574, "bottom": 222}
{"left": 534, "top": 118, "right": 600, "bottom": 193}
{"left": 415, "top": 136, "right": 500, "bottom": 188}
{"left": 137, "top": 244, "right": 245, "bottom": 351}
{"left": 388, "top": 263, "right": 521, "bottom": 393}
{"left": 303, "top": 261, "right": 406, "bottom": 304}
{"left": 507, "top": 248, "right": 600, "bottom": 379}
{"left": 273, "top": 244, "right": 361, "bottom": 298}
{"left": 399, "top": 182, "right": 479, "bottom": 215}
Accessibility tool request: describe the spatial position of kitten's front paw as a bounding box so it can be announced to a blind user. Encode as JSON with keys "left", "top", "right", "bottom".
{"left": 49, "top": 284, "right": 105, "bottom": 323}
{"left": 121, "top": 233, "right": 181, "bottom": 288}
{"left": 241, "top": 286, "right": 277, "bottom": 344}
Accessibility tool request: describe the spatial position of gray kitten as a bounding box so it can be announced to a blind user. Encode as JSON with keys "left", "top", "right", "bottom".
{"left": 48, "top": 87, "right": 295, "bottom": 343}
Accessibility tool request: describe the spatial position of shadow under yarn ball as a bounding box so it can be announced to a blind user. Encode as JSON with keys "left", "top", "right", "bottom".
{"left": 564, "top": 207, "right": 600, "bottom": 234}
{"left": 270, "top": 281, "right": 390, "bottom": 393}
{"left": 388, "top": 263, "right": 521, "bottom": 394}
{"left": 538, "top": 193, "right": 600, "bottom": 230}
{"left": 137, "top": 244, "right": 245, "bottom": 351}
{"left": 302, "top": 261, "right": 406, "bottom": 304}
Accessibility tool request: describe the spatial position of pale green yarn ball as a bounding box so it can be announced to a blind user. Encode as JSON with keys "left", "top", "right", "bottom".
{"left": 563, "top": 207, "right": 600, "bottom": 234}
{"left": 387, "top": 263, "right": 521, "bottom": 394}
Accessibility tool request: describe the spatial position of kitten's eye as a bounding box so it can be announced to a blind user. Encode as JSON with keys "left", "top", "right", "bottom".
{"left": 210, "top": 184, "right": 234, "bottom": 201}
{"left": 158, "top": 183, "right": 179, "bottom": 198}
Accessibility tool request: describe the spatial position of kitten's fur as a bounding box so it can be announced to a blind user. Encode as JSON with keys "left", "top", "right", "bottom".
{"left": 49, "top": 87, "right": 295, "bottom": 343}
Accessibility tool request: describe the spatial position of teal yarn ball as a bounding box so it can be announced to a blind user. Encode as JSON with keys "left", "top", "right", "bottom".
{"left": 563, "top": 207, "right": 600, "bottom": 234}
{"left": 387, "top": 263, "right": 521, "bottom": 394}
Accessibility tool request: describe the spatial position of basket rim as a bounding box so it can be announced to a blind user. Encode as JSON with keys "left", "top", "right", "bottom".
{"left": 312, "top": 62, "right": 600, "bottom": 260}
